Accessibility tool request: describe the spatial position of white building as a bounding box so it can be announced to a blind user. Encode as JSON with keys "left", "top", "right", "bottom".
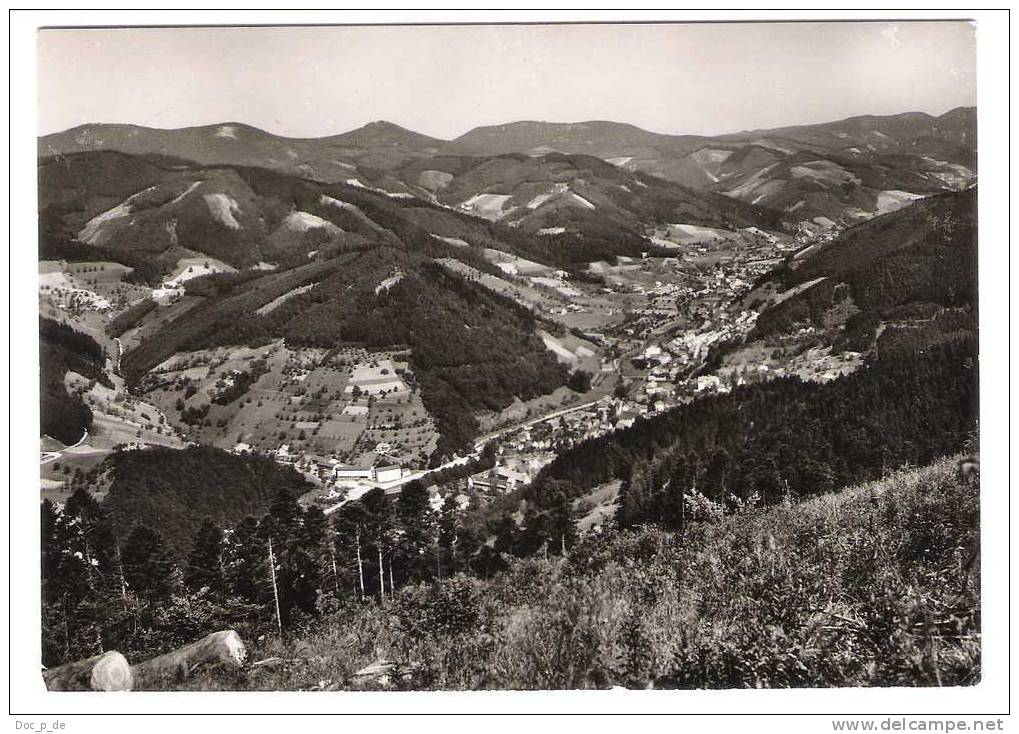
{"left": 374, "top": 465, "right": 403, "bottom": 484}
{"left": 330, "top": 464, "right": 371, "bottom": 481}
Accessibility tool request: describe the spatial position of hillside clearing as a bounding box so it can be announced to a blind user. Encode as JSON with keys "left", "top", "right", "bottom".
{"left": 204, "top": 193, "right": 241, "bottom": 229}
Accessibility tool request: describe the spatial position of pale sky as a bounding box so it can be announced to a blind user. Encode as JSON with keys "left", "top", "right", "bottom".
{"left": 37, "top": 22, "right": 976, "bottom": 140}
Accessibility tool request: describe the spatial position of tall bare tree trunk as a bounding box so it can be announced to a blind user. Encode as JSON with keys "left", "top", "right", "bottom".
{"left": 61, "top": 593, "right": 70, "bottom": 659}
{"left": 267, "top": 537, "right": 283, "bottom": 637}
{"left": 388, "top": 558, "right": 394, "bottom": 595}
{"left": 378, "top": 541, "right": 386, "bottom": 602}
{"left": 114, "top": 539, "right": 128, "bottom": 610}
{"left": 83, "top": 539, "right": 95, "bottom": 590}
{"left": 679, "top": 484, "right": 687, "bottom": 535}
{"left": 355, "top": 526, "right": 365, "bottom": 600}
{"left": 329, "top": 544, "right": 340, "bottom": 596}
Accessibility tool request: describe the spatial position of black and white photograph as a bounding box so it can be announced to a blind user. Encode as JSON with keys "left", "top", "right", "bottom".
{"left": 8, "top": 9, "right": 1012, "bottom": 724}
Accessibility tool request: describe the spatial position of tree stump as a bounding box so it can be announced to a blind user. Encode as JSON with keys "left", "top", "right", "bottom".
{"left": 43, "top": 650, "right": 133, "bottom": 691}
{"left": 131, "top": 630, "right": 247, "bottom": 690}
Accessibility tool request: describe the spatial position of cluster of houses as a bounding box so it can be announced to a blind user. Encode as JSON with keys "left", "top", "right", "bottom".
{"left": 40, "top": 282, "right": 114, "bottom": 313}
{"left": 467, "top": 463, "right": 531, "bottom": 494}
{"left": 269, "top": 443, "right": 412, "bottom": 490}
{"left": 634, "top": 310, "right": 773, "bottom": 400}
{"left": 465, "top": 398, "right": 656, "bottom": 492}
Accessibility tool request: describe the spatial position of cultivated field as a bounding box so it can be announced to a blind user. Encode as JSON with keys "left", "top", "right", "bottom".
{"left": 139, "top": 341, "right": 439, "bottom": 467}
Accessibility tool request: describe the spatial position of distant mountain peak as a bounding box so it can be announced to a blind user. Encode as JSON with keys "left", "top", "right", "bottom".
{"left": 363, "top": 120, "right": 406, "bottom": 130}
{"left": 329, "top": 120, "right": 445, "bottom": 147}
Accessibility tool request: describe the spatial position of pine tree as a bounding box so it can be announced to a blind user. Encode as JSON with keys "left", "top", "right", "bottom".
{"left": 265, "top": 487, "right": 302, "bottom": 537}
{"left": 257, "top": 488, "right": 309, "bottom": 623}
{"left": 333, "top": 502, "right": 370, "bottom": 600}
{"left": 224, "top": 516, "right": 266, "bottom": 603}
{"left": 455, "top": 521, "right": 483, "bottom": 575}
{"left": 185, "top": 520, "right": 225, "bottom": 593}
{"left": 396, "top": 480, "right": 433, "bottom": 584}
{"left": 438, "top": 494, "right": 460, "bottom": 576}
{"left": 289, "top": 507, "right": 328, "bottom": 614}
{"left": 549, "top": 490, "right": 577, "bottom": 555}
{"left": 121, "top": 524, "right": 175, "bottom": 600}
{"left": 41, "top": 500, "right": 65, "bottom": 604}
{"left": 617, "top": 464, "right": 650, "bottom": 528}
{"left": 41, "top": 500, "right": 86, "bottom": 664}
{"left": 492, "top": 513, "right": 517, "bottom": 559}
{"left": 518, "top": 501, "right": 548, "bottom": 558}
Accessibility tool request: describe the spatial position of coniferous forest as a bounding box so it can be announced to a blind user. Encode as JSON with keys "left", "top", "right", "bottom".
{"left": 532, "top": 335, "right": 978, "bottom": 529}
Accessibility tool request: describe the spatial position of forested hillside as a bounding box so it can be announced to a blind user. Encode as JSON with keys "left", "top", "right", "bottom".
{"left": 750, "top": 188, "right": 976, "bottom": 342}
{"left": 382, "top": 151, "right": 785, "bottom": 234}
{"left": 40, "top": 317, "right": 109, "bottom": 444}
{"left": 527, "top": 335, "right": 976, "bottom": 529}
{"left": 40, "top": 148, "right": 778, "bottom": 281}
{"left": 786, "top": 188, "right": 976, "bottom": 311}
{"left": 268, "top": 251, "right": 570, "bottom": 456}
{"left": 83, "top": 445, "right": 311, "bottom": 559}
{"left": 118, "top": 247, "right": 569, "bottom": 457}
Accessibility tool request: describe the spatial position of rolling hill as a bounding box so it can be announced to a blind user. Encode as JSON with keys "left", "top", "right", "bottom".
{"left": 41, "top": 148, "right": 783, "bottom": 279}
{"left": 39, "top": 152, "right": 591, "bottom": 457}
{"left": 38, "top": 120, "right": 444, "bottom": 183}
{"left": 745, "top": 187, "right": 977, "bottom": 351}
{"left": 446, "top": 110, "right": 976, "bottom": 228}
{"left": 388, "top": 151, "right": 781, "bottom": 229}
{"left": 40, "top": 108, "right": 976, "bottom": 229}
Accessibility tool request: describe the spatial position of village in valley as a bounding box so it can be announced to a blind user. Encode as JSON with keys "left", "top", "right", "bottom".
{"left": 40, "top": 208, "right": 865, "bottom": 526}
{"left": 38, "top": 81, "right": 921, "bottom": 526}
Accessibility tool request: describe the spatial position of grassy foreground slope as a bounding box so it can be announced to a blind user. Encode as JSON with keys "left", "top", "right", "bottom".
{"left": 184, "top": 455, "right": 978, "bottom": 690}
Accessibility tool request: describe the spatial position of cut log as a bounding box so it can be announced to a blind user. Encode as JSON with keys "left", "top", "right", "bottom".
{"left": 43, "top": 650, "right": 133, "bottom": 691}
{"left": 249, "top": 656, "right": 284, "bottom": 669}
{"left": 130, "top": 630, "right": 246, "bottom": 690}
{"left": 349, "top": 659, "right": 423, "bottom": 689}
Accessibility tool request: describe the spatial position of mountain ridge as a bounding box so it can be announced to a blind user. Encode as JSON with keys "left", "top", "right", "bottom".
{"left": 40, "top": 107, "right": 976, "bottom": 228}
{"left": 42, "top": 106, "right": 975, "bottom": 149}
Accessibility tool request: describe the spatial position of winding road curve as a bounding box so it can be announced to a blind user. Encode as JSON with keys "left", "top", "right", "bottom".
{"left": 40, "top": 430, "right": 89, "bottom": 466}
